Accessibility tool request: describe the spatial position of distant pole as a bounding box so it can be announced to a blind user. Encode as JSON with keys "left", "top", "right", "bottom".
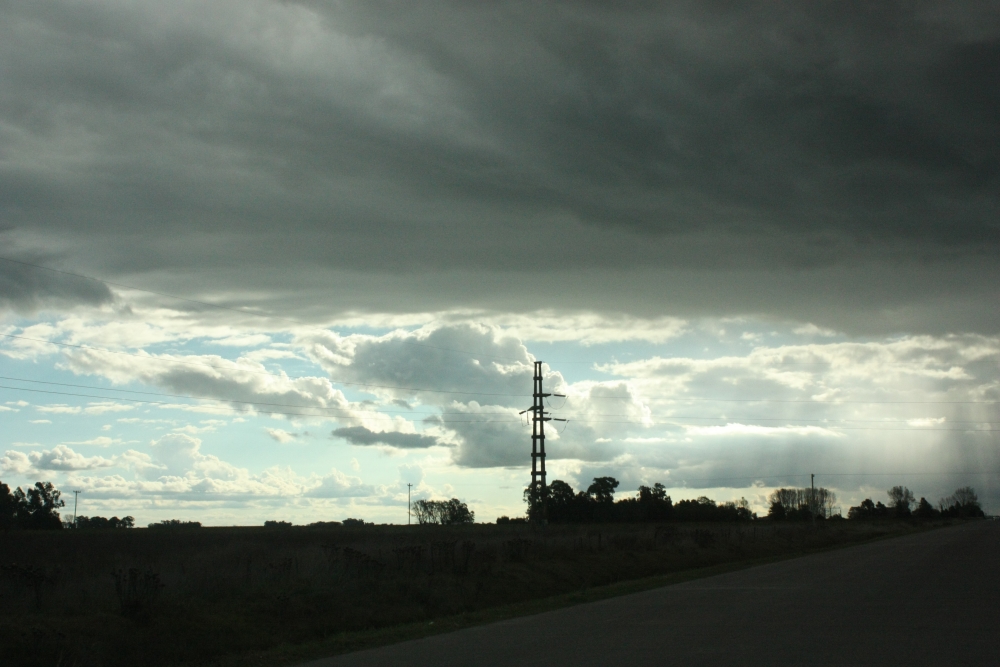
{"left": 810, "top": 474, "right": 816, "bottom": 525}
{"left": 407, "top": 483, "right": 412, "bottom": 525}
{"left": 73, "top": 490, "right": 82, "bottom": 528}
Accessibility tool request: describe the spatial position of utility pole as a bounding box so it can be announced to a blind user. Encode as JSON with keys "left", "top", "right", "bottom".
{"left": 810, "top": 474, "right": 816, "bottom": 526}
{"left": 407, "top": 483, "right": 412, "bottom": 525}
{"left": 73, "top": 490, "right": 82, "bottom": 528}
{"left": 520, "top": 361, "right": 564, "bottom": 524}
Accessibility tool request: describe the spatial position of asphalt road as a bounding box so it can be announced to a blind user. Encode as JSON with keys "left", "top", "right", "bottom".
{"left": 303, "top": 521, "right": 999, "bottom": 667}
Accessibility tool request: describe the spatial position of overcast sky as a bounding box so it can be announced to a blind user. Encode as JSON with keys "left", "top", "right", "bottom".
{"left": 1, "top": 1, "right": 998, "bottom": 523}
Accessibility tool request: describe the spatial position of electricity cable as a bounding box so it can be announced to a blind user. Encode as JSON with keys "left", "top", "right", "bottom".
{"left": 0, "top": 375, "right": 511, "bottom": 418}
{"left": 10, "top": 374, "right": 994, "bottom": 424}
{"left": 0, "top": 385, "right": 526, "bottom": 423}
{"left": 0, "top": 256, "right": 583, "bottom": 365}
{"left": 0, "top": 333, "right": 529, "bottom": 398}
{"left": 5, "top": 333, "right": 999, "bottom": 406}
{"left": 545, "top": 471, "right": 1000, "bottom": 484}
{"left": 1, "top": 385, "right": 997, "bottom": 431}
{"left": 4, "top": 257, "right": 912, "bottom": 371}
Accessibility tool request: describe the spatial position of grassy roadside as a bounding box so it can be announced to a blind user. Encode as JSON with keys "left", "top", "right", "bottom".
{"left": 208, "top": 520, "right": 952, "bottom": 667}
{"left": 2, "top": 520, "right": 955, "bottom": 667}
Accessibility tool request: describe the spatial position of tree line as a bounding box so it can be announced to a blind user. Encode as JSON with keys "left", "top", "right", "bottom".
{"left": 523, "top": 477, "right": 754, "bottom": 523}
{"left": 522, "top": 477, "right": 989, "bottom": 524}
{"left": 845, "top": 485, "right": 984, "bottom": 520}
{"left": 77, "top": 515, "right": 135, "bottom": 529}
{"left": 5, "top": 477, "right": 986, "bottom": 531}
{"left": 1, "top": 479, "right": 199, "bottom": 530}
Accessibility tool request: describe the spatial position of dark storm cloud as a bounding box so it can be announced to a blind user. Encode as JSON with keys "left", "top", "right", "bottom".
{"left": 307, "top": 1, "right": 999, "bottom": 238}
{"left": 0, "top": 1, "right": 998, "bottom": 330}
{"left": 332, "top": 425, "right": 442, "bottom": 449}
{"left": 0, "top": 254, "right": 114, "bottom": 312}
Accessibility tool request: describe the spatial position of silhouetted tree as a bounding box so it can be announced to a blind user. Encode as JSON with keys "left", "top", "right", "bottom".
{"left": 887, "top": 486, "right": 915, "bottom": 518}
{"left": 14, "top": 482, "right": 64, "bottom": 530}
{"left": 546, "top": 480, "right": 577, "bottom": 522}
{"left": 586, "top": 477, "right": 619, "bottom": 521}
{"left": 587, "top": 477, "right": 619, "bottom": 503}
{"left": 913, "top": 497, "right": 938, "bottom": 519}
{"left": 341, "top": 518, "right": 371, "bottom": 527}
{"left": 412, "top": 499, "right": 434, "bottom": 524}
{"left": 523, "top": 483, "right": 544, "bottom": 522}
{"left": 769, "top": 488, "right": 800, "bottom": 516}
{"left": 443, "top": 498, "right": 474, "bottom": 524}
{"left": 672, "top": 496, "right": 753, "bottom": 522}
{"left": 768, "top": 487, "right": 837, "bottom": 520}
{"left": 674, "top": 496, "right": 720, "bottom": 521}
{"left": 730, "top": 498, "right": 755, "bottom": 521}
{"left": 412, "top": 498, "right": 474, "bottom": 525}
{"left": 76, "top": 515, "right": 134, "bottom": 529}
{"left": 813, "top": 487, "right": 838, "bottom": 518}
{"left": 148, "top": 519, "right": 201, "bottom": 529}
{"left": 263, "top": 520, "right": 292, "bottom": 528}
{"left": 939, "top": 487, "right": 985, "bottom": 518}
{"left": 541, "top": 479, "right": 757, "bottom": 524}
{"left": 848, "top": 498, "right": 890, "bottom": 520}
{"left": 0, "top": 481, "right": 16, "bottom": 531}
{"left": 633, "top": 483, "right": 672, "bottom": 521}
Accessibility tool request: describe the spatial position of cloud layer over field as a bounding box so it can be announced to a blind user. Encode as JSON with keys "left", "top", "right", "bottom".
{"left": 1, "top": 2, "right": 997, "bottom": 522}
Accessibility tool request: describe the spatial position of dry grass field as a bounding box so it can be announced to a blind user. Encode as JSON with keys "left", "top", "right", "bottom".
{"left": 0, "top": 520, "right": 938, "bottom": 666}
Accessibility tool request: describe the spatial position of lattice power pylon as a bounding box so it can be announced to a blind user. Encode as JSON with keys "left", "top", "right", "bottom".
{"left": 521, "top": 361, "right": 564, "bottom": 522}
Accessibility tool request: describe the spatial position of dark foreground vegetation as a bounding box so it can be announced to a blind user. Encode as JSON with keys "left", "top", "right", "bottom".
{"left": 0, "top": 478, "right": 984, "bottom": 667}
{"left": 524, "top": 477, "right": 985, "bottom": 524}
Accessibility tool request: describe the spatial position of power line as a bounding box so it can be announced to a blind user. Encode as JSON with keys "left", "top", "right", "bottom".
{"left": 554, "top": 470, "right": 1000, "bottom": 483}
{"left": 0, "top": 255, "right": 559, "bottom": 365}
{"left": 0, "top": 385, "right": 521, "bottom": 423}
{"left": 3, "top": 374, "right": 999, "bottom": 426}
{"left": 0, "top": 256, "right": 281, "bottom": 318}
{"left": 0, "top": 375, "right": 502, "bottom": 418}
{"left": 6, "top": 258, "right": 1000, "bottom": 401}
{"left": 580, "top": 394, "right": 1000, "bottom": 404}
{"left": 816, "top": 472, "right": 1000, "bottom": 477}
{"left": 1, "top": 384, "right": 998, "bottom": 432}
{"left": 7, "top": 256, "right": 912, "bottom": 371}
{"left": 0, "top": 333, "right": 530, "bottom": 398}
{"left": 547, "top": 421, "right": 999, "bottom": 431}
{"left": 650, "top": 414, "right": 1000, "bottom": 424}
{"left": 0, "top": 375, "right": 1000, "bottom": 430}
{"left": 6, "top": 332, "right": 999, "bottom": 407}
